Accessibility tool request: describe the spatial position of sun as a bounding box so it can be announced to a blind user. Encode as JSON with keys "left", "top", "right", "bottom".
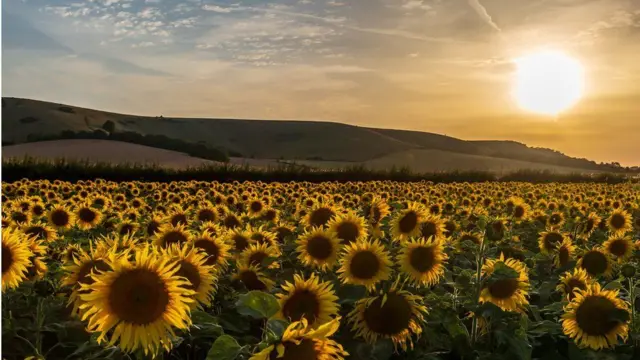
{"left": 513, "top": 50, "right": 585, "bottom": 116}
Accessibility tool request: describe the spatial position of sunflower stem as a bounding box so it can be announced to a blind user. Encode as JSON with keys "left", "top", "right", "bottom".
{"left": 629, "top": 277, "right": 636, "bottom": 335}
{"left": 471, "top": 235, "right": 487, "bottom": 346}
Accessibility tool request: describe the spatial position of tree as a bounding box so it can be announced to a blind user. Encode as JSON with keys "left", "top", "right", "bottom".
{"left": 102, "top": 120, "right": 116, "bottom": 133}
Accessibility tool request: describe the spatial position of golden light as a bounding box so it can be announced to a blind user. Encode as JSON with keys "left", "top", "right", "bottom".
{"left": 513, "top": 50, "right": 585, "bottom": 116}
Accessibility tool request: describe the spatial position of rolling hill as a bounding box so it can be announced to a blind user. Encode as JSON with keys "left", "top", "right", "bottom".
{"left": 1, "top": 97, "right": 622, "bottom": 173}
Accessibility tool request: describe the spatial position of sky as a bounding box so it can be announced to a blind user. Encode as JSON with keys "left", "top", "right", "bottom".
{"left": 2, "top": 0, "right": 640, "bottom": 166}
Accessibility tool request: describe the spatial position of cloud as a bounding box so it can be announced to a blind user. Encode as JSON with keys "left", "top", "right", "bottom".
{"left": 467, "top": 0, "right": 500, "bottom": 32}
{"left": 202, "top": 4, "right": 234, "bottom": 13}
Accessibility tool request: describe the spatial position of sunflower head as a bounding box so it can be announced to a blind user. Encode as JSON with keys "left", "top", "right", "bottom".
{"left": 275, "top": 273, "right": 339, "bottom": 328}
{"left": 327, "top": 211, "right": 368, "bottom": 245}
{"left": 234, "top": 263, "right": 275, "bottom": 291}
{"left": 191, "top": 232, "right": 231, "bottom": 270}
{"left": 304, "top": 204, "right": 337, "bottom": 228}
{"left": 239, "top": 242, "right": 280, "bottom": 269}
{"left": 296, "top": 227, "right": 341, "bottom": 271}
{"left": 607, "top": 209, "right": 632, "bottom": 235}
{"left": 554, "top": 237, "right": 576, "bottom": 268}
{"left": 562, "top": 283, "right": 630, "bottom": 350}
{"left": 538, "top": 230, "right": 567, "bottom": 254}
{"left": 338, "top": 239, "right": 392, "bottom": 291}
{"left": 75, "top": 203, "right": 102, "bottom": 230}
{"left": 480, "top": 254, "right": 530, "bottom": 312}
{"left": 397, "top": 237, "right": 448, "bottom": 286}
{"left": 2, "top": 228, "right": 33, "bottom": 292}
{"left": 602, "top": 235, "right": 635, "bottom": 262}
{"left": 22, "top": 222, "right": 58, "bottom": 243}
{"left": 154, "top": 223, "right": 192, "bottom": 248}
{"left": 390, "top": 202, "right": 427, "bottom": 242}
{"left": 557, "top": 268, "right": 593, "bottom": 301}
{"left": 578, "top": 247, "right": 613, "bottom": 278}
{"left": 165, "top": 244, "right": 217, "bottom": 308}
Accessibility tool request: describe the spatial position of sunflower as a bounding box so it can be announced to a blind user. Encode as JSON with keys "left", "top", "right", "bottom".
{"left": 61, "top": 243, "right": 83, "bottom": 264}
{"left": 561, "top": 283, "right": 630, "bottom": 350}
{"left": 347, "top": 281, "right": 427, "bottom": 351}
{"left": 239, "top": 242, "right": 280, "bottom": 269}
{"left": 390, "top": 202, "right": 427, "bottom": 242}
{"left": 116, "top": 220, "right": 138, "bottom": 237}
{"left": 580, "top": 212, "right": 601, "bottom": 239}
{"left": 337, "top": 239, "right": 392, "bottom": 291}
{"left": 556, "top": 268, "right": 593, "bottom": 301}
{"left": 234, "top": 263, "right": 275, "bottom": 291}
{"left": 227, "top": 228, "right": 253, "bottom": 253}
{"left": 327, "top": 211, "right": 368, "bottom": 245}
{"left": 397, "top": 237, "right": 448, "bottom": 286}
{"left": 602, "top": 235, "right": 635, "bottom": 263}
{"left": 75, "top": 203, "right": 102, "bottom": 230}
{"left": 547, "top": 211, "right": 565, "bottom": 228}
{"left": 577, "top": 247, "right": 613, "bottom": 278}
{"left": 25, "top": 237, "right": 48, "bottom": 281}
{"left": 418, "top": 214, "right": 447, "bottom": 241}
{"left": 479, "top": 253, "right": 530, "bottom": 312}
{"left": 96, "top": 234, "right": 139, "bottom": 254}
{"left": 607, "top": 209, "right": 632, "bottom": 235}
{"left": 304, "top": 204, "right": 338, "bottom": 228}
{"left": 456, "top": 231, "right": 482, "bottom": 250}
{"left": 145, "top": 215, "right": 164, "bottom": 237}
{"left": 367, "top": 197, "right": 390, "bottom": 228}
{"left": 191, "top": 232, "right": 231, "bottom": 269}
{"left": 222, "top": 212, "right": 243, "bottom": 229}
{"left": 249, "top": 317, "right": 347, "bottom": 360}
{"left": 275, "top": 273, "right": 339, "bottom": 328}
{"left": 249, "top": 226, "right": 279, "bottom": 248}
{"left": 62, "top": 245, "right": 114, "bottom": 317}
{"left": 538, "top": 230, "right": 568, "bottom": 254}
{"left": 246, "top": 198, "right": 267, "bottom": 218}
{"left": 166, "top": 207, "right": 190, "bottom": 227}
{"left": 510, "top": 200, "right": 530, "bottom": 221}
{"left": 274, "top": 222, "right": 295, "bottom": 244}
{"left": 79, "top": 246, "right": 194, "bottom": 355}
{"left": 296, "top": 227, "right": 341, "bottom": 271}
{"left": 22, "top": 222, "right": 58, "bottom": 243}
{"left": 154, "top": 223, "right": 192, "bottom": 248}
{"left": 166, "top": 244, "right": 217, "bottom": 308}
{"left": 194, "top": 205, "right": 218, "bottom": 223}
{"left": 2, "top": 228, "right": 33, "bottom": 292}
{"left": 554, "top": 237, "right": 576, "bottom": 268}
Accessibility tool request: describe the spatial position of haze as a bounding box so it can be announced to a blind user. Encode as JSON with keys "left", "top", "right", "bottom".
{"left": 3, "top": 0, "right": 639, "bottom": 166}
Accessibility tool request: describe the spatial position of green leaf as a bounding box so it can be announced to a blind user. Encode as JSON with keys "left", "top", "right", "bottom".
{"left": 266, "top": 319, "right": 289, "bottom": 341}
{"left": 192, "top": 310, "right": 220, "bottom": 326}
{"left": 236, "top": 291, "right": 280, "bottom": 319}
{"left": 486, "top": 262, "right": 519, "bottom": 285}
{"left": 206, "top": 335, "right": 241, "bottom": 360}
{"left": 337, "top": 284, "right": 367, "bottom": 305}
{"left": 603, "top": 281, "right": 623, "bottom": 290}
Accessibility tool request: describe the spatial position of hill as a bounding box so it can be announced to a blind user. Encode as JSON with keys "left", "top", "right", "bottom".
{"left": 0, "top": 97, "right": 625, "bottom": 172}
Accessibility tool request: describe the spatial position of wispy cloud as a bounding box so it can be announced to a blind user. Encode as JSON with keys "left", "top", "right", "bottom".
{"left": 467, "top": 0, "right": 500, "bottom": 32}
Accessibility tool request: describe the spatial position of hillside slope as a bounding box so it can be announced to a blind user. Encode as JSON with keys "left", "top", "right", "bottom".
{"left": 0, "top": 97, "right": 613, "bottom": 170}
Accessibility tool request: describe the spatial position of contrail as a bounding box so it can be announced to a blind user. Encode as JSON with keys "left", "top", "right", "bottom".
{"left": 467, "top": 0, "right": 501, "bottom": 32}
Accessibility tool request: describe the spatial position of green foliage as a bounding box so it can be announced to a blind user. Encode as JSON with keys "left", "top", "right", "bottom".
{"left": 235, "top": 291, "right": 280, "bottom": 319}
{"left": 206, "top": 335, "right": 241, "bottom": 360}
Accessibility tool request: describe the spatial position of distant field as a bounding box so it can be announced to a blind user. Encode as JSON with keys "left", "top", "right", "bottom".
{"left": 2, "top": 139, "right": 218, "bottom": 169}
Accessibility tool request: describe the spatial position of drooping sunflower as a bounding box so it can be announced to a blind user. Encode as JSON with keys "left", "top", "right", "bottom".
{"left": 275, "top": 273, "right": 339, "bottom": 328}
{"left": 606, "top": 209, "right": 632, "bottom": 235}
{"left": 191, "top": 232, "right": 231, "bottom": 269}
{"left": 347, "top": 281, "right": 427, "bottom": 351}
{"left": 327, "top": 211, "right": 368, "bottom": 245}
{"left": 2, "top": 228, "right": 33, "bottom": 292}
{"left": 234, "top": 263, "right": 275, "bottom": 291}
{"left": 296, "top": 227, "right": 341, "bottom": 271}
{"left": 239, "top": 242, "right": 280, "bottom": 269}
{"left": 249, "top": 317, "right": 347, "bottom": 360}
{"left": 48, "top": 204, "right": 75, "bottom": 230}
{"left": 479, "top": 253, "right": 530, "bottom": 312}
{"left": 154, "top": 223, "right": 192, "bottom": 248}
{"left": 556, "top": 268, "right": 593, "bottom": 301}
{"left": 390, "top": 202, "right": 428, "bottom": 242}
{"left": 75, "top": 203, "right": 103, "bottom": 230}
{"left": 79, "top": 246, "right": 194, "bottom": 355}
{"left": 538, "top": 230, "right": 568, "bottom": 255}
{"left": 22, "top": 222, "right": 58, "bottom": 243}
{"left": 165, "top": 244, "right": 217, "bottom": 308}
{"left": 396, "top": 237, "right": 448, "bottom": 286}
{"left": 577, "top": 247, "right": 613, "bottom": 278}
{"left": 602, "top": 235, "right": 635, "bottom": 263}
{"left": 554, "top": 237, "right": 576, "bottom": 268}
{"left": 580, "top": 212, "right": 601, "bottom": 239}
{"left": 337, "top": 239, "right": 392, "bottom": 291}
{"left": 561, "top": 283, "right": 630, "bottom": 350}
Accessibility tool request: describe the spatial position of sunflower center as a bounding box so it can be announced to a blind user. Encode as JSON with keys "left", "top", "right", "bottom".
{"left": 282, "top": 289, "right": 320, "bottom": 323}
{"left": 575, "top": 296, "right": 620, "bottom": 336}
{"left": 309, "top": 208, "right": 334, "bottom": 227}
{"left": 270, "top": 339, "right": 318, "bottom": 360}
{"left": 487, "top": 278, "right": 520, "bottom": 299}
{"left": 420, "top": 222, "right": 438, "bottom": 239}
{"left": 609, "top": 214, "right": 626, "bottom": 230}
{"left": 250, "top": 201, "right": 263, "bottom": 213}
{"left": 25, "top": 226, "right": 48, "bottom": 241}
{"left": 197, "top": 209, "right": 216, "bottom": 222}
{"left": 558, "top": 246, "right": 570, "bottom": 266}
{"left": 549, "top": 214, "right": 562, "bottom": 225}
{"left": 170, "top": 214, "right": 188, "bottom": 226}
{"left": 564, "top": 279, "right": 586, "bottom": 299}
{"left": 161, "top": 231, "right": 188, "bottom": 247}
{"left": 78, "top": 208, "right": 97, "bottom": 223}
{"left": 194, "top": 239, "right": 220, "bottom": 265}
{"left": 176, "top": 260, "right": 201, "bottom": 291}
{"left": 119, "top": 224, "right": 135, "bottom": 236}
{"left": 147, "top": 221, "right": 160, "bottom": 235}
{"left": 514, "top": 206, "right": 525, "bottom": 218}
{"left": 249, "top": 252, "right": 268, "bottom": 267}
{"left": 336, "top": 222, "right": 359, "bottom": 244}
{"left": 77, "top": 260, "right": 111, "bottom": 286}
{"left": 544, "top": 232, "right": 563, "bottom": 250}
{"left": 349, "top": 251, "right": 380, "bottom": 280}
{"left": 409, "top": 246, "right": 436, "bottom": 273}
{"left": 580, "top": 251, "right": 608, "bottom": 276}
{"left": 108, "top": 268, "right": 170, "bottom": 325}
{"left": 2, "top": 244, "right": 13, "bottom": 274}
{"left": 232, "top": 234, "right": 250, "bottom": 252}
{"left": 398, "top": 211, "right": 418, "bottom": 234}
{"left": 306, "top": 235, "right": 333, "bottom": 260}
{"left": 585, "top": 219, "right": 595, "bottom": 233}
{"left": 607, "top": 239, "right": 628, "bottom": 257}
{"left": 363, "top": 292, "right": 413, "bottom": 335}
{"left": 224, "top": 215, "right": 241, "bottom": 229}
{"left": 239, "top": 270, "right": 267, "bottom": 291}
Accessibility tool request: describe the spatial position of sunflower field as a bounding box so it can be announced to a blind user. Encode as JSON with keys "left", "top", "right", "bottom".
{"left": 1, "top": 179, "right": 639, "bottom": 360}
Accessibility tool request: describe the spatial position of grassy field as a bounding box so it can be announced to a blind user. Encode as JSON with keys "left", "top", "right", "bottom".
{"left": 2, "top": 178, "right": 639, "bottom": 360}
